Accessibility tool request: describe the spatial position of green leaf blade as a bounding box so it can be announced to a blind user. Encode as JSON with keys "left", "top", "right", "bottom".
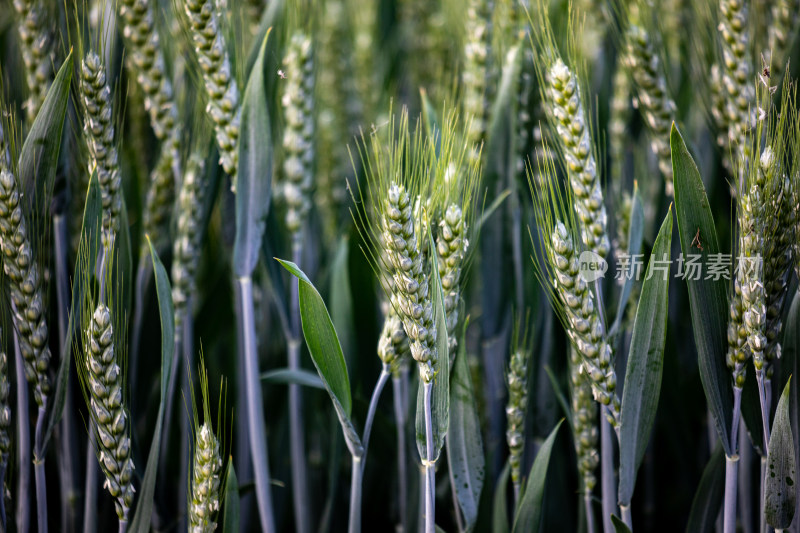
{"left": 511, "top": 419, "right": 564, "bottom": 533}
{"left": 19, "top": 51, "right": 73, "bottom": 219}
{"left": 765, "top": 377, "right": 796, "bottom": 529}
{"left": 686, "top": 446, "right": 726, "bottom": 533}
{"left": 670, "top": 124, "right": 732, "bottom": 456}
{"left": 493, "top": 462, "right": 512, "bottom": 533}
{"left": 129, "top": 240, "right": 175, "bottom": 532}
{"left": 234, "top": 30, "right": 273, "bottom": 278}
{"left": 618, "top": 209, "right": 673, "bottom": 506}
{"left": 447, "top": 341, "right": 486, "bottom": 531}
{"left": 222, "top": 462, "right": 240, "bottom": 533}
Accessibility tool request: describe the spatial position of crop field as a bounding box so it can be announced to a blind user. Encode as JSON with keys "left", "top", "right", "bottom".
{"left": 1, "top": 0, "right": 800, "bottom": 532}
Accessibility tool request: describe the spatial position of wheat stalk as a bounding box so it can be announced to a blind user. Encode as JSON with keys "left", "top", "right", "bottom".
{"left": 184, "top": 0, "right": 241, "bottom": 188}
{"left": 13, "top": 0, "right": 52, "bottom": 122}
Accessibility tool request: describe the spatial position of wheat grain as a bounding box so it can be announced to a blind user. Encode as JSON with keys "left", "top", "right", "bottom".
{"left": 80, "top": 52, "right": 122, "bottom": 249}
{"left": 184, "top": 0, "right": 241, "bottom": 188}
{"left": 377, "top": 306, "right": 410, "bottom": 376}
{"left": 0, "top": 169, "right": 51, "bottom": 406}
{"left": 505, "top": 348, "right": 529, "bottom": 496}
{"left": 13, "top": 0, "right": 52, "bottom": 122}
{"left": 569, "top": 347, "right": 599, "bottom": 493}
{"left": 436, "top": 204, "right": 468, "bottom": 350}
{"left": 546, "top": 59, "right": 610, "bottom": 259}
{"left": 463, "top": 0, "right": 493, "bottom": 164}
{"left": 382, "top": 183, "right": 437, "bottom": 383}
{"left": 624, "top": 22, "right": 677, "bottom": 194}
{"left": 172, "top": 155, "right": 206, "bottom": 332}
{"left": 718, "top": 0, "right": 755, "bottom": 159}
{"left": 281, "top": 32, "right": 315, "bottom": 242}
{"left": 85, "top": 303, "right": 134, "bottom": 522}
{"left": 189, "top": 423, "right": 223, "bottom": 532}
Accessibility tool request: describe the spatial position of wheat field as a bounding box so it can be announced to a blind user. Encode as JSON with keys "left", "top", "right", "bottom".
{"left": 0, "top": 0, "right": 799, "bottom": 532}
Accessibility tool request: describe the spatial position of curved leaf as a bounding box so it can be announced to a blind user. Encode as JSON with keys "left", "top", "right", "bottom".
{"left": 671, "top": 124, "right": 732, "bottom": 456}
{"left": 618, "top": 209, "right": 673, "bottom": 506}
{"left": 19, "top": 51, "right": 73, "bottom": 219}
{"left": 612, "top": 515, "right": 632, "bottom": 533}
{"left": 493, "top": 462, "right": 512, "bottom": 533}
{"left": 129, "top": 238, "right": 175, "bottom": 532}
{"left": 277, "top": 259, "right": 360, "bottom": 453}
{"left": 686, "top": 445, "right": 725, "bottom": 533}
{"left": 234, "top": 30, "right": 273, "bottom": 277}
{"left": 416, "top": 232, "right": 450, "bottom": 461}
{"left": 260, "top": 368, "right": 325, "bottom": 390}
{"left": 447, "top": 335, "right": 485, "bottom": 532}
{"left": 765, "top": 377, "right": 796, "bottom": 529}
{"left": 609, "top": 183, "right": 644, "bottom": 338}
{"left": 222, "top": 462, "right": 240, "bottom": 533}
{"left": 511, "top": 419, "right": 564, "bottom": 533}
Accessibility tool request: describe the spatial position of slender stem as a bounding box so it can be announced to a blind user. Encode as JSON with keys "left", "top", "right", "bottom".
{"left": 348, "top": 455, "right": 364, "bottom": 533}
{"left": 34, "top": 404, "right": 48, "bottom": 533}
{"left": 393, "top": 373, "right": 408, "bottom": 532}
{"left": 118, "top": 521, "right": 127, "bottom": 533}
{"left": 14, "top": 330, "right": 30, "bottom": 533}
{"left": 725, "top": 455, "right": 741, "bottom": 533}
{"left": 739, "top": 421, "right": 753, "bottom": 533}
{"left": 601, "top": 408, "right": 616, "bottom": 533}
{"left": 585, "top": 493, "right": 596, "bottom": 533}
{"left": 362, "top": 366, "right": 391, "bottom": 467}
{"left": 54, "top": 214, "right": 78, "bottom": 532}
{"left": 235, "top": 277, "right": 276, "bottom": 533}
{"left": 760, "top": 456, "right": 767, "bottom": 533}
{"left": 621, "top": 505, "right": 632, "bottom": 530}
{"left": 510, "top": 185, "right": 524, "bottom": 315}
{"left": 82, "top": 431, "right": 98, "bottom": 533}
{"left": 724, "top": 386, "right": 743, "bottom": 533}
{"left": 289, "top": 241, "right": 311, "bottom": 533}
{"left": 423, "top": 380, "right": 435, "bottom": 533}
{"left": 513, "top": 479, "right": 521, "bottom": 511}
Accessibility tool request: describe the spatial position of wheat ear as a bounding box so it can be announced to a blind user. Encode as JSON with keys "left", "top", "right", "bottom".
{"left": 718, "top": 0, "right": 755, "bottom": 159}
{"left": 184, "top": 0, "right": 241, "bottom": 188}
{"left": 281, "top": 32, "right": 315, "bottom": 242}
{"left": 189, "top": 423, "right": 223, "bottom": 532}
{"left": 80, "top": 52, "right": 122, "bottom": 249}
{"left": 377, "top": 305, "right": 411, "bottom": 376}
{"left": 546, "top": 59, "right": 610, "bottom": 259}
{"left": 506, "top": 348, "right": 530, "bottom": 500}
{"left": 85, "top": 303, "right": 135, "bottom": 522}
{"left": 570, "top": 346, "right": 599, "bottom": 494}
{"left": 13, "top": 0, "right": 53, "bottom": 122}
{"left": 463, "top": 0, "right": 493, "bottom": 164}
{"left": 436, "top": 204, "right": 468, "bottom": 350}
{"left": 0, "top": 169, "right": 51, "bottom": 406}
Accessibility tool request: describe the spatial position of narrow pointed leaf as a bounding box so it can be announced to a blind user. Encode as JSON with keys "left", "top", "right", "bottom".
{"left": 277, "top": 259, "right": 361, "bottom": 453}
{"left": 618, "top": 209, "right": 673, "bottom": 506}
{"left": 260, "top": 368, "right": 325, "bottom": 390}
{"left": 416, "top": 232, "right": 450, "bottom": 461}
{"left": 612, "top": 516, "right": 632, "bottom": 533}
{"left": 511, "top": 419, "right": 564, "bottom": 533}
{"left": 234, "top": 30, "right": 273, "bottom": 277}
{"left": 741, "top": 362, "right": 764, "bottom": 454}
{"left": 671, "top": 124, "right": 732, "bottom": 455}
{"left": 19, "top": 50, "right": 73, "bottom": 219}
{"left": 129, "top": 239, "right": 175, "bottom": 532}
{"left": 222, "top": 462, "right": 240, "bottom": 533}
{"left": 330, "top": 237, "right": 354, "bottom": 362}
{"left": 447, "top": 332, "right": 485, "bottom": 532}
{"left": 686, "top": 445, "right": 725, "bottom": 533}
{"left": 765, "top": 377, "right": 796, "bottom": 529}
{"left": 493, "top": 462, "right": 512, "bottom": 533}
{"left": 610, "top": 184, "right": 644, "bottom": 337}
